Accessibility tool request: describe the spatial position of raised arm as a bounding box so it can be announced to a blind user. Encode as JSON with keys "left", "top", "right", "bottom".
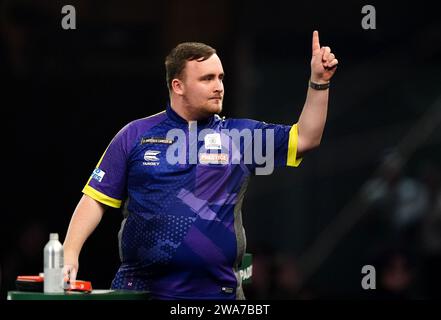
{"left": 297, "top": 30, "right": 338, "bottom": 157}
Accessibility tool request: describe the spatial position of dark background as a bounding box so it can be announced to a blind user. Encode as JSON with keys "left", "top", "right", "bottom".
{"left": 2, "top": 0, "right": 441, "bottom": 299}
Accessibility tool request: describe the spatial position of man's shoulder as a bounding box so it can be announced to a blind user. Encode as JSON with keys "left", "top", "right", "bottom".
{"left": 111, "top": 110, "right": 168, "bottom": 146}
{"left": 119, "top": 110, "right": 168, "bottom": 134}
{"left": 128, "top": 110, "right": 168, "bottom": 129}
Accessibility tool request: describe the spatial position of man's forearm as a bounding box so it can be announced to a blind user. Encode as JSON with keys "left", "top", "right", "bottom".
{"left": 297, "top": 84, "right": 329, "bottom": 150}
{"left": 64, "top": 194, "right": 106, "bottom": 258}
{"left": 296, "top": 30, "right": 337, "bottom": 154}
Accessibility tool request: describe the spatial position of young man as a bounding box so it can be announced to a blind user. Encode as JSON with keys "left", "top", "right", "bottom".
{"left": 63, "top": 31, "right": 338, "bottom": 299}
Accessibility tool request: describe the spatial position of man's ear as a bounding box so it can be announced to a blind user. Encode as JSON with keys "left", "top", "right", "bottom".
{"left": 171, "top": 79, "right": 184, "bottom": 96}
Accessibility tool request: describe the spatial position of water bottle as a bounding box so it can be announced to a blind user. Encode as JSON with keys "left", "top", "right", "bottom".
{"left": 44, "top": 233, "right": 64, "bottom": 293}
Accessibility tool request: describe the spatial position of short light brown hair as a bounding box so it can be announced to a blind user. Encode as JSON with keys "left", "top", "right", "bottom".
{"left": 165, "top": 42, "right": 216, "bottom": 91}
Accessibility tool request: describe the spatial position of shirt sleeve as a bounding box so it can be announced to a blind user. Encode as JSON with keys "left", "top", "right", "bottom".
{"left": 231, "top": 119, "right": 303, "bottom": 174}
{"left": 82, "top": 124, "right": 133, "bottom": 208}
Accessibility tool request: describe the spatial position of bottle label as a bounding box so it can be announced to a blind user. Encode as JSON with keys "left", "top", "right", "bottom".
{"left": 44, "top": 268, "right": 64, "bottom": 293}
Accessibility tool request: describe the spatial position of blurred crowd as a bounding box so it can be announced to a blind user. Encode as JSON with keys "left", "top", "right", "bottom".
{"left": 244, "top": 156, "right": 441, "bottom": 299}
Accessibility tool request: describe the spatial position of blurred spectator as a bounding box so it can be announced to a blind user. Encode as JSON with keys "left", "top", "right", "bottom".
{"left": 363, "top": 152, "right": 429, "bottom": 254}
{"left": 375, "top": 249, "right": 418, "bottom": 299}
{"left": 244, "top": 251, "right": 315, "bottom": 299}
{"left": 272, "top": 253, "right": 302, "bottom": 299}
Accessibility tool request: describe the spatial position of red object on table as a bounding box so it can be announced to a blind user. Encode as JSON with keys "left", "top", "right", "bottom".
{"left": 16, "top": 275, "right": 92, "bottom": 293}
{"left": 17, "top": 275, "right": 44, "bottom": 282}
{"left": 65, "top": 280, "right": 93, "bottom": 293}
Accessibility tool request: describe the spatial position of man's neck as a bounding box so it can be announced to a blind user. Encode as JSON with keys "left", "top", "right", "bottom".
{"left": 169, "top": 99, "right": 210, "bottom": 122}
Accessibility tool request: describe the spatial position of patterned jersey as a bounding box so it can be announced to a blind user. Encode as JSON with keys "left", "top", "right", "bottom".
{"left": 82, "top": 104, "right": 302, "bottom": 299}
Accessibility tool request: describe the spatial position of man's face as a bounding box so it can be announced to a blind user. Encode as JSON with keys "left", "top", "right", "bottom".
{"left": 179, "top": 54, "right": 224, "bottom": 118}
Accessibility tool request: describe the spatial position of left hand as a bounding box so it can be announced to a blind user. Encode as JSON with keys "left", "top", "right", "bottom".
{"left": 310, "top": 30, "right": 338, "bottom": 83}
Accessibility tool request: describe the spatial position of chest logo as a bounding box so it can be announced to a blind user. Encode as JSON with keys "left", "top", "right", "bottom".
{"left": 143, "top": 150, "right": 161, "bottom": 166}
{"left": 204, "top": 133, "right": 222, "bottom": 150}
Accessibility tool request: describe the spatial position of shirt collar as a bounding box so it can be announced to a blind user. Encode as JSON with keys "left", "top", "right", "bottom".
{"left": 166, "top": 102, "right": 216, "bottom": 127}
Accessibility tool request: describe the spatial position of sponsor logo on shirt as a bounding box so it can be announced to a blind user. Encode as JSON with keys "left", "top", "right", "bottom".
{"left": 204, "top": 133, "right": 222, "bottom": 150}
{"left": 141, "top": 137, "right": 173, "bottom": 145}
{"left": 143, "top": 150, "right": 161, "bottom": 166}
{"left": 91, "top": 168, "right": 105, "bottom": 182}
{"left": 199, "top": 152, "right": 229, "bottom": 165}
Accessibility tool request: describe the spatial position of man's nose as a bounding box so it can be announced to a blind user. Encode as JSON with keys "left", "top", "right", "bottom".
{"left": 214, "top": 79, "right": 223, "bottom": 93}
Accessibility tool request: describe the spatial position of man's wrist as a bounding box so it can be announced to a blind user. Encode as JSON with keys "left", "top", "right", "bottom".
{"left": 64, "top": 247, "right": 79, "bottom": 259}
{"left": 309, "top": 78, "right": 330, "bottom": 90}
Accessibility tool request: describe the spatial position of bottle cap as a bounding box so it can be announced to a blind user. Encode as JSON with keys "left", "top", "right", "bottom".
{"left": 49, "top": 233, "right": 59, "bottom": 240}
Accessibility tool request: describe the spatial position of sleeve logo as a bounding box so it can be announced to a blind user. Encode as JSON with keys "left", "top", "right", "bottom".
{"left": 91, "top": 168, "right": 106, "bottom": 182}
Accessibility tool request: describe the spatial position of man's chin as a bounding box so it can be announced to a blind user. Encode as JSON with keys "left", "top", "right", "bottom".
{"left": 214, "top": 105, "right": 222, "bottom": 114}
{"left": 205, "top": 103, "right": 222, "bottom": 115}
{"left": 213, "top": 101, "right": 223, "bottom": 113}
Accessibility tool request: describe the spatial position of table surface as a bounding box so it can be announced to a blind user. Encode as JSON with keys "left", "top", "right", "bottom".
{"left": 7, "top": 289, "right": 151, "bottom": 300}
{"left": 8, "top": 253, "right": 252, "bottom": 300}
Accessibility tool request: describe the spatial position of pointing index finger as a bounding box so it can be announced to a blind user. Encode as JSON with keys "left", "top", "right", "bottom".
{"left": 312, "top": 30, "right": 321, "bottom": 55}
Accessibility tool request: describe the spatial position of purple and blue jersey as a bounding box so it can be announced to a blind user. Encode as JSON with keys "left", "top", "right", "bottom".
{"left": 83, "top": 104, "right": 301, "bottom": 299}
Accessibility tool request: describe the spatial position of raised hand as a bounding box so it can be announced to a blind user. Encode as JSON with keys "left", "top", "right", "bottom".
{"left": 310, "top": 30, "right": 338, "bottom": 83}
